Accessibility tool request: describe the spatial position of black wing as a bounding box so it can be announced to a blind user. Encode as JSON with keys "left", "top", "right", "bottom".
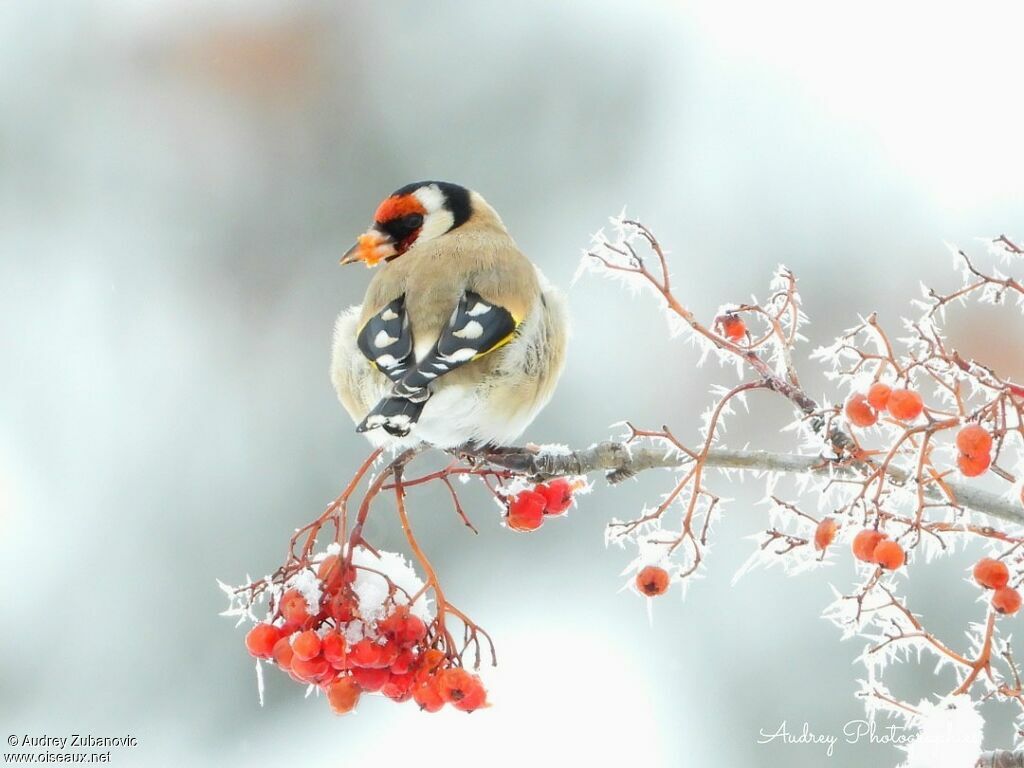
{"left": 391, "top": 290, "right": 519, "bottom": 402}
{"left": 356, "top": 295, "right": 414, "bottom": 384}
{"left": 355, "top": 291, "right": 519, "bottom": 437}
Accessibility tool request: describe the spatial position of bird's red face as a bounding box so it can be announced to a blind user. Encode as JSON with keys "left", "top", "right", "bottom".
{"left": 340, "top": 182, "right": 471, "bottom": 267}
{"left": 341, "top": 193, "right": 426, "bottom": 267}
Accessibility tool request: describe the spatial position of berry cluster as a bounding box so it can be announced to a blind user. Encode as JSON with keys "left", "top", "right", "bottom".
{"left": 973, "top": 558, "right": 1021, "bottom": 616}
{"left": 851, "top": 529, "right": 905, "bottom": 570}
{"left": 844, "top": 382, "right": 924, "bottom": 427}
{"left": 505, "top": 478, "right": 575, "bottom": 532}
{"left": 242, "top": 549, "right": 487, "bottom": 715}
{"left": 956, "top": 424, "right": 994, "bottom": 478}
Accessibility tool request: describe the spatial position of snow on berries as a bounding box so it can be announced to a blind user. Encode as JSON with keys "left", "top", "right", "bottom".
{"left": 503, "top": 477, "right": 582, "bottom": 531}
{"left": 223, "top": 545, "right": 488, "bottom": 715}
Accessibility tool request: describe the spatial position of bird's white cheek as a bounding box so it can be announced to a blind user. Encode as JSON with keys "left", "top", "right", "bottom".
{"left": 416, "top": 210, "right": 454, "bottom": 244}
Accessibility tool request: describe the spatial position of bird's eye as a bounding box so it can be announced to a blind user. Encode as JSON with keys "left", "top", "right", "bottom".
{"left": 378, "top": 212, "right": 425, "bottom": 249}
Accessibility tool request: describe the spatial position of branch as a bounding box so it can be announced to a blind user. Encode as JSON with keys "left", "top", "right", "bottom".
{"left": 467, "top": 442, "right": 1024, "bottom": 527}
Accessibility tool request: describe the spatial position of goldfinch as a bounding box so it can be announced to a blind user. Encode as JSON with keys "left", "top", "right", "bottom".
{"left": 331, "top": 181, "right": 568, "bottom": 449}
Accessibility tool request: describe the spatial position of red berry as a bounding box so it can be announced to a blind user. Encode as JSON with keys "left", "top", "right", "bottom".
{"left": 412, "top": 678, "right": 446, "bottom": 712}
{"left": 993, "top": 586, "right": 1022, "bottom": 616}
{"left": 321, "top": 630, "right": 348, "bottom": 668}
{"left": 326, "top": 677, "right": 361, "bottom": 715}
{"left": 872, "top": 539, "right": 905, "bottom": 570}
{"left": 245, "top": 623, "right": 282, "bottom": 659}
{"left": 719, "top": 314, "right": 746, "bottom": 342}
{"left": 381, "top": 671, "right": 415, "bottom": 702}
{"left": 317, "top": 555, "right": 346, "bottom": 594}
{"left": 887, "top": 389, "right": 924, "bottom": 421}
{"left": 436, "top": 668, "right": 488, "bottom": 712}
{"left": 845, "top": 393, "right": 878, "bottom": 428}
{"left": 956, "top": 424, "right": 993, "bottom": 458}
{"left": 957, "top": 451, "right": 992, "bottom": 478}
{"left": 415, "top": 649, "right": 446, "bottom": 682}
{"left": 507, "top": 490, "right": 546, "bottom": 532}
{"left": 290, "top": 654, "right": 330, "bottom": 683}
{"left": 814, "top": 518, "right": 838, "bottom": 551}
{"left": 867, "top": 382, "right": 892, "bottom": 411}
{"left": 378, "top": 607, "right": 407, "bottom": 637}
{"left": 351, "top": 666, "right": 390, "bottom": 692}
{"left": 635, "top": 565, "right": 670, "bottom": 596}
{"left": 317, "top": 666, "right": 340, "bottom": 688}
{"left": 379, "top": 606, "right": 426, "bottom": 646}
{"left": 327, "top": 591, "right": 354, "bottom": 623}
{"left": 852, "top": 529, "right": 886, "bottom": 563}
{"left": 400, "top": 615, "right": 427, "bottom": 646}
{"left": 390, "top": 647, "right": 417, "bottom": 675}
{"left": 537, "top": 478, "right": 574, "bottom": 515}
{"left": 349, "top": 638, "right": 391, "bottom": 669}
{"left": 271, "top": 637, "right": 294, "bottom": 670}
{"left": 279, "top": 589, "right": 311, "bottom": 627}
{"left": 974, "top": 558, "right": 1010, "bottom": 590}
{"left": 292, "top": 630, "right": 322, "bottom": 661}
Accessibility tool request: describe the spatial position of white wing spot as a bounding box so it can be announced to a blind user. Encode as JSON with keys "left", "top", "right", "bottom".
{"left": 452, "top": 321, "right": 484, "bottom": 340}
{"left": 375, "top": 354, "right": 399, "bottom": 368}
{"left": 381, "top": 308, "right": 399, "bottom": 321}
{"left": 374, "top": 330, "right": 398, "bottom": 348}
{"left": 467, "top": 302, "right": 491, "bottom": 317}
{"left": 443, "top": 348, "right": 477, "bottom": 363}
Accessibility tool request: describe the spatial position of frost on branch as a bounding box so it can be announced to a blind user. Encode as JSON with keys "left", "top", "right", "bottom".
{"left": 224, "top": 215, "right": 1023, "bottom": 763}
{"left": 578, "top": 223, "right": 1024, "bottom": 761}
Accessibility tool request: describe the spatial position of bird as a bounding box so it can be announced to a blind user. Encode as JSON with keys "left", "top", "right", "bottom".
{"left": 331, "top": 181, "right": 568, "bottom": 449}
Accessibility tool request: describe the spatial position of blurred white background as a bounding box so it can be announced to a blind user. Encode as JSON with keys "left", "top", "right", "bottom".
{"left": 2, "top": 1, "right": 1023, "bottom": 766}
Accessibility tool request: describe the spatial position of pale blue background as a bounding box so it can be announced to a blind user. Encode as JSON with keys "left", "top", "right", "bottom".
{"left": 2, "top": 2, "right": 1023, "bottom": 766}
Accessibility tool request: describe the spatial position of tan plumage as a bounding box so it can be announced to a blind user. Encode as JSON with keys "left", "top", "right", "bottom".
{"left": 331, "top": 183, "right": 568, "bottom": 449}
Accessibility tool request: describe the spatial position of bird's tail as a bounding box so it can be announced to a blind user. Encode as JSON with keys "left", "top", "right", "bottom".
{"left": 357, "top": 395, "right": 428, "bottom": 437}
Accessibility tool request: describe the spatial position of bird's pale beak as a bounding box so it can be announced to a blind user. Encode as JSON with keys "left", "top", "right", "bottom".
{"left": 340, "top": 229, "right": 397, "bottom": 267}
